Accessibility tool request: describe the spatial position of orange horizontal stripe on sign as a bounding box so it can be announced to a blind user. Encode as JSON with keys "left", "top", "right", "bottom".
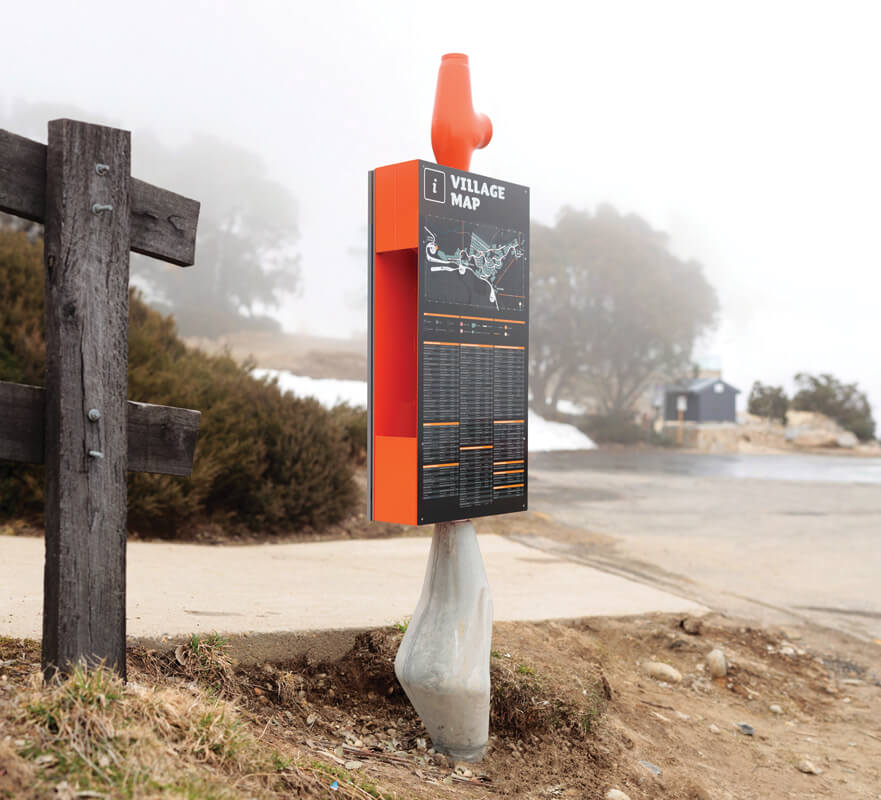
{"left": 494, "top": 483, "right": 525, "bottom": 490}
{"left": 423, "top": 462, "right": 459, "bottom": 469}
{"left": 423, "top": 421, "right": 459, "bottom": 426}
{"left": 494, "top": 459, "right": 525, "bottom": 465}
{"left": 423, "top": 312, "right": 525, "bottom": 325}
{"left": 494, "top": 345, "right": 525, "bottom": 350}
{"left": 493, "top": 469, "right": 524, "bottom": 476}
{"left": 423, "top": 341, "right": 460, "bottom": 346}
{"left": 494, "top": 419, "right": 525, "bottom": 424}
{"left": 460, "top": 445, "right": 493, "bottom": 450}
{"left": 461, "top": 343, "right": 494, "bottom": 348}
{"left": 461, "top": 316, "right": 525, "bottom": 324}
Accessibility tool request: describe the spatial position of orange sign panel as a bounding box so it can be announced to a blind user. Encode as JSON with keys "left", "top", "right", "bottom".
{"left": 368, "top": 160, "right": 529, "bottom": 525}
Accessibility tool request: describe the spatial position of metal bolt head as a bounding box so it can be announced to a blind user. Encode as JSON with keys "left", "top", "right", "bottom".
{"left": 88, "top": 408, "right": 101, "bottom": 422}
{"left": 91, "top": 203, "right": 113, "bottom": 215}
{"left": 95, "top": 163, "right": 110, "bottom": 176}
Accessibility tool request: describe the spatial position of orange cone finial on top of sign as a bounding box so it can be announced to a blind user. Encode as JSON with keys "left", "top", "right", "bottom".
{"left": 431, "top": 53, "right": 492, "bottom": 171}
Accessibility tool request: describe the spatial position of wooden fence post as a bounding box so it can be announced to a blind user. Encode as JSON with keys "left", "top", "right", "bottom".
{"left": 42, "top": 120, "right": 132, "bottom": 678}
{"left": 1, "top": 120, "right": 201, "bottom": 679}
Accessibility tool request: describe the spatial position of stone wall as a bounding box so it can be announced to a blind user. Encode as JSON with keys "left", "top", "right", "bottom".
{"left": 661, "top": 421, "right": 739, "bottom": 452}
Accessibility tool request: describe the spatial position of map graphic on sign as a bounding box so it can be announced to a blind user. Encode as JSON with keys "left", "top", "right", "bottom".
{"left": 422, "top": 218, "right": 527, "bottom": 312}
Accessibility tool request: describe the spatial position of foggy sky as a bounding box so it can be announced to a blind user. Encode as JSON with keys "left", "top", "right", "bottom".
{"left": 3, "top": 0, "right": 880, "bottom": 412}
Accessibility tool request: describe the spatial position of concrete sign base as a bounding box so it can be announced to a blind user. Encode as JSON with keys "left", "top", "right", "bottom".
{"left": 394, "top": 519, "right": 493, "bottom": 761}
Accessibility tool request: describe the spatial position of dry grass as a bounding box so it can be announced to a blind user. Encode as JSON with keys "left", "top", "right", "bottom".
{"left": 171, "top": 633, "right": 236, "bottom": 696}
{"left": 490, "top": 654, "right": 611, "bottom": 740}
{"left": 8, "top": 662, "right": 273, "bottom": 798}
{"left": 6, "top": 615, "right": 871, "bottom": 799}
{"left": 0, "top": 640, "right": 386, "bottom": 800}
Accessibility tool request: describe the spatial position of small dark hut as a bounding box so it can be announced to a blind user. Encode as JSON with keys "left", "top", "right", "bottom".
{"left": 663, "top": 378, "right": 740, "bottom": 423}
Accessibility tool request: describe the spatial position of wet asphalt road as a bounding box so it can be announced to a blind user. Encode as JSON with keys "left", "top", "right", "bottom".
{"left": 526, "top": 449, "right": 881, "bottom": 641}
{"left": 530, "top": 448, "right": 881, "bottom": 484}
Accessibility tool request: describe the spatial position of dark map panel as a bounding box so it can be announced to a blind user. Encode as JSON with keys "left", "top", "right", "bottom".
{"left": 417, "top": 161, "right": 529, "bottom": 525}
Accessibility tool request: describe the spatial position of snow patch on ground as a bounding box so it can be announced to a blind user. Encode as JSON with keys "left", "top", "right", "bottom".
{"left": 556, "top": 399, "right": 586, "bottom": 416}
{"left": 528, "top": 409, "right": 596, "bottom": 451}
{"left": 255, "top": 369, "right": 596, "bottom": 452}
{"left": 254, "top": 369, "right": 367, "bottom": 408}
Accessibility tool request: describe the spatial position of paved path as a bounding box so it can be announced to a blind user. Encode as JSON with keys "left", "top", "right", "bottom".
{"left": 0, "top": 534, "right": 703, "bottom": 642}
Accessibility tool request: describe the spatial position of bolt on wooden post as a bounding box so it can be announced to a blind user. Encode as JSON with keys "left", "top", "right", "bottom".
{"left": 0, "top": 119, "right": 202, "bottom": 679}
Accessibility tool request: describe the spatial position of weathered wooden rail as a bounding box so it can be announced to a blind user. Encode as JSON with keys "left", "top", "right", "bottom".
{"left": 0, "top": 383, "right": 200, "bottom": 476}
{"left": 0, "top": 120, "right": 202, "bottom": 678}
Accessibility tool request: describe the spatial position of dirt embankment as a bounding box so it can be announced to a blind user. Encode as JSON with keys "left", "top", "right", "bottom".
{"left": 183, "top": 330, "right": 367, "bottom": 381}
{"left": 2, "top": 614, "right": 879, "bottom": 799}
{"left": 739, "top": 411, "right": 881, "bottom": 456}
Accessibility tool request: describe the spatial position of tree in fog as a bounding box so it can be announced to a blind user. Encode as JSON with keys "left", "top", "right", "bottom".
{"left": 131, "top": 134, "right": 300, "bottom": 336}
{"left": 791, "top": 373, "right": 876, "bottom": 441}
{"left": 530, "top": 205, "right": 718, "bottom": 416}
{"left": 3, "top": 101, "right": 300, "bottom": 337}
{"left": 748, "top": 382, "right": 789, "bottom": 423}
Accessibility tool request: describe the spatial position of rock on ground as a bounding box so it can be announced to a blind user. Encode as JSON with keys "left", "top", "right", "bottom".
{"left": 706, "top": 648, "right": 728, "bottom": 677}
{"left": 837, "top": 431, "right": 859, "bottom": 448}
{"left": 641, "top": 661, "right": 682, "bottom": 683}
{"left": 681, "top": 616, "right": 703, "bottom": 635}
{"left": 606, "top": 790, "right": 632, "bottom": 800}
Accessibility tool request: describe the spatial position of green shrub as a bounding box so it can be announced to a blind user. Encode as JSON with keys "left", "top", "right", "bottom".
{"left": 791, "top": 372, "right": 876, "bottom": 442}
{"left": 0, "top": 232, "right": 46, "bottom": 518}
{"left": 579, "top": 411, "right": 650, "bottom": 444}
{"left": 0, "top": 231, "right": 44, "bottom": 386}
{"left": 0, "top": 230, "right": 357, "bottom": 536}
{"left": 329, "top": 402, "right": 367, "bottom": 464}
{"left": 748, "top": 381, "right": 789, "bottom": 423}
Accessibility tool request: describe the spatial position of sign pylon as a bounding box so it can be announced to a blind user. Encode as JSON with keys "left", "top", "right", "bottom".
{"left": 368, "top": 54, "right": 529, "bottom": 760}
